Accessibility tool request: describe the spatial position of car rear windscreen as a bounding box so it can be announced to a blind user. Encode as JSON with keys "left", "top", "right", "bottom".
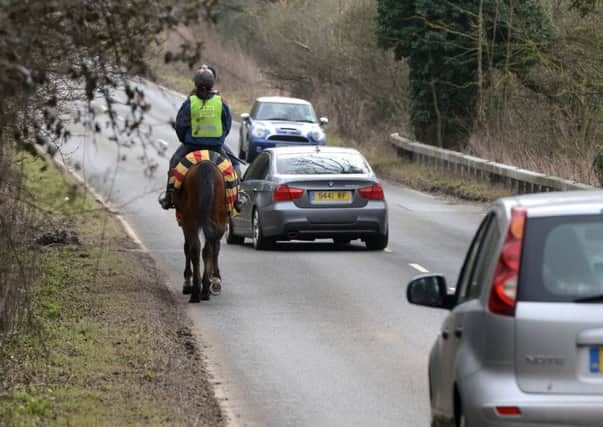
{"left": 519, "top": 214, "right": 603, "bottom": 302}
{"left": 276, "top": 152, "right": 370, "bottom": 175}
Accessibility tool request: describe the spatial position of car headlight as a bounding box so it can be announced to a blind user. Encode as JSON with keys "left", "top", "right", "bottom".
{"left": 252, "top": 127, "right": 268, "bottom": 138}
{"left": 309, "top": 129, "right": 325, "bottom": 141}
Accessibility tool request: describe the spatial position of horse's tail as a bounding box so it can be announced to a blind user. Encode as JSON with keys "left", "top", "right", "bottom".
{"left": 195, "top": 161, "right": 219, "bottom": 240}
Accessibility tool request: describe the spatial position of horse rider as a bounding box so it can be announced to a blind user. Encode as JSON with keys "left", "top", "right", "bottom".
{"left": 195, "top": 64, "right": 243, "bottom": 177}
{"left": 159, "top": 69, "right": 243, "bottom": 211}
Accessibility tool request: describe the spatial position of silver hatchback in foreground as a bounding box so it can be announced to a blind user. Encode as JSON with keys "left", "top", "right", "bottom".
{"left": 407, "top": 191, "right": 603, "bottom": 427}
{"left": 226, "top": 146, "right": 388, "bottom": 250}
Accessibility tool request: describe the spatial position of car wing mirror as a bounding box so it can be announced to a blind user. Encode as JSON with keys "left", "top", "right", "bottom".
{"left": 406, "top": 274, "right": 454, "bottom": 310}
{"left": 319, "top": 117, "right": 329, "bottom": 126}
{"left": 241, "top": 113, "right": 250, "bottom": 122}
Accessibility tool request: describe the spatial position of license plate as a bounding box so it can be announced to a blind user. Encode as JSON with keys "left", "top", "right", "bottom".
{"left": 312, "top": 191, "right": 351, "bottom": 202}
{"left": 590, "top": 347, "right": 603, "bottom": 373}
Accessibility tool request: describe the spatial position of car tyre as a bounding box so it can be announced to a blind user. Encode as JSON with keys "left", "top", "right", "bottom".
{"left": 238, "top": 134, "right": 246, "bottom": 159}
{"left": 364, "top": 229, "right": 388, "bottom": 250}
{"left": 252, "top": 209, "right": 273, "bottom": 250}
{"left": 245, "top": 146, "right": 255, "bottom": 163}
{"left": 226, "top": 217, "right": 244, "bottom": 245}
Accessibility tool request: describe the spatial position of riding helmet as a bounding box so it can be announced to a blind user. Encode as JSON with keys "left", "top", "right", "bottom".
{"left": 193, "top": 69, "right": 214, "bottom": 90}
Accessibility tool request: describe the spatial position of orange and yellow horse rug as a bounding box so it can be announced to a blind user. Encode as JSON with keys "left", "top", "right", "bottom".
{"left": 169, "top": 150, "right": 240, "bottom": 224}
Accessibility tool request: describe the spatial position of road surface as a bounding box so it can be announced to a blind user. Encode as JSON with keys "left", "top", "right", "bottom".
{"left": 60, "top": 80, "right": 486, "bottom": 427}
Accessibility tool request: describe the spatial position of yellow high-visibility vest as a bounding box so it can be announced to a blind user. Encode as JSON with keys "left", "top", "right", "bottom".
{"left": 190, "top": 95, "right": 222, "bottom": 138}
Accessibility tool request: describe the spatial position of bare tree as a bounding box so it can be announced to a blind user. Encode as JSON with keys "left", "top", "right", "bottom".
{"left": 0, "top": 0, "right": 219, "bottom": 337}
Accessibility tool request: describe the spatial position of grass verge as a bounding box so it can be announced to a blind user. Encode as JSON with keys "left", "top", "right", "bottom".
{"left": 0, "top": 151, "right": 224, "bottom": 426}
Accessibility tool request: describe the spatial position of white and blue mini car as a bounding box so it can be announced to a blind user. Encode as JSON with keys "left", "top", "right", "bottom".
{"left": 239, "top": 96, "right": 328, "bottom": 163}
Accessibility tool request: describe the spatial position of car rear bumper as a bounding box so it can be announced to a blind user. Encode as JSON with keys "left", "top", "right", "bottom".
{"left": 259, "top": 201, "right": 388, "bottom": 241}
{"left": 460, "top": 367, "right": 603, "bottom": 426}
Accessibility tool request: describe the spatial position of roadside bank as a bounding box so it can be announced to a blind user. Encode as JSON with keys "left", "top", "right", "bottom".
{"left": 0, "top": 150, "right": 225, "bottom": 426}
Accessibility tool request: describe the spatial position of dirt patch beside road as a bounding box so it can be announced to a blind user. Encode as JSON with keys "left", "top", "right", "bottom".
{"left": 0, "top": 152, "right": 226, "bottom": 426}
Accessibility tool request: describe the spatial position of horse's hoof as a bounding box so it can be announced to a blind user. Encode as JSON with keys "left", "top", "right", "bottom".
{"left": 182, "top": 284, "right": 193, "bottom": 295}
{"left": 189, "top": 295, "right": 201, "bottom": 303}
{"left": 209, "top": 278, "right": 222, "bottom": 295}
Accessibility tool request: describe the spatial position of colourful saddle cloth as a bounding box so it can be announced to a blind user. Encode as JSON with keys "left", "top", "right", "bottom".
{"left": 169, "top": 150, "right": 240, "bottom": 222}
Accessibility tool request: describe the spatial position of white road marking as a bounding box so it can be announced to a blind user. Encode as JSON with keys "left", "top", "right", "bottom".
{"left": 409, "top": 263, "right": 429, "bottom": 273}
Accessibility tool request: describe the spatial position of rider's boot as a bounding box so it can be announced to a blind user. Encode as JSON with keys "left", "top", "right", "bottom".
{"left": 159, "top": 187, "right": 175, "bottom": 210}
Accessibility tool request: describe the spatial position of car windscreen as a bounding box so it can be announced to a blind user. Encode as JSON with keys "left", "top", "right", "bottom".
{"left": 519, "top": 214, "right": 603, "bottom": 302}
{"left": 255, "top": 102, "right": 317, "bottom": 123}
{"left": 276, "top": 152, "right": 370, "bottom": 175}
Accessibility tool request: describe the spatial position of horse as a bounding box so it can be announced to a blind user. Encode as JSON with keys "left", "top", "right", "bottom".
{"left": 172, "top": 160, "right": 228, "bottom": 303}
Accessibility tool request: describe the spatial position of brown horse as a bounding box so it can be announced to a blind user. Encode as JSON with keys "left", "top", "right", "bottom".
{"left": 172, "top": 161, "right": 227, "bottom": 302}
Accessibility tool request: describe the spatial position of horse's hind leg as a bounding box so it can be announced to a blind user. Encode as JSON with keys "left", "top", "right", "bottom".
{"left": 200, "top": 242, "right": 212, "bottom": 301}
{"left": 189, "top": 233, "right": 203, "bottom": 303}
{"left": 182, "top": 240, "right": 193, "bottom": 295}
{"left": 209, "top": 239, "right": 222, "bottom": 295}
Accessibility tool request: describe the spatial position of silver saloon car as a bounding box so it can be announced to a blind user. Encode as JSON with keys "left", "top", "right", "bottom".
{"left": 226, "top": 146, "right": 388, "bottom": 250}
{"left": 407, "top": 191, "right": 603, "bottom": 427}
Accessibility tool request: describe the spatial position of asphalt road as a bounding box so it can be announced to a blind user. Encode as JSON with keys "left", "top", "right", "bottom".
{"left": 60, "top": 80, "right": 486, "bottom": 427}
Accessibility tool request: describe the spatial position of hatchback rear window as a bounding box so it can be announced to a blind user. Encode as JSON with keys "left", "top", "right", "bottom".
{"left": 276, "top": 152, "right": 370, "bottom": 175}
{"left": 519, "top": 215, "right": 603, "bottom": 302}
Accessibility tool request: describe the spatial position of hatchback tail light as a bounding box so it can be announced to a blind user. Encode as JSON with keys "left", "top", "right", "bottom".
{"left": 358, "top": 183, "right": 384, "bottom": 200}
{"left": 488, "top": 207, "right": 526, "bottom": 316}
{"left": 273, "top": 184, "right": 304, "bottom": 202}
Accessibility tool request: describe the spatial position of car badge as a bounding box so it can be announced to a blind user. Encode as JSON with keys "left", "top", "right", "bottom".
{"left": 328, "top": 181, "right": 334, "bottom": 187}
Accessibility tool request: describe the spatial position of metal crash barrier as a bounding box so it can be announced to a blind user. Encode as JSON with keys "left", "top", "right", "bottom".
{"left": 390, "top": 133, "right": 595, "bottom": 193}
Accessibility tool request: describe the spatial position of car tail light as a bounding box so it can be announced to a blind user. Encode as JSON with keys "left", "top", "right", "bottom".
{"left": 273, "top": 184, "right": 304, "bottom": 202}
{"left": 358, "top": 183, "right": 384, "bottom": 200}
{"left": 496, "top": 406, "right": 521, "bottom": 416}
{"left": 488, "top": 207, "right": 526, "bottom": 316}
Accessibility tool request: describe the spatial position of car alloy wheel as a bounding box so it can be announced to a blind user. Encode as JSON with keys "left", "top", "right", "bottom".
{"left": 252, "top": 209, "right": 272, "bottom": 250}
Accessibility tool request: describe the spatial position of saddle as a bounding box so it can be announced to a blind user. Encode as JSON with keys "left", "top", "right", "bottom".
{"left": 169, "top": 150, "right": 240, "bottom": 223}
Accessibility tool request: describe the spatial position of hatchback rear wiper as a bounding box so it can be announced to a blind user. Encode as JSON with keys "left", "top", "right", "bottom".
{"left": 573, "top": 294, "right": 603, "bottom": 303}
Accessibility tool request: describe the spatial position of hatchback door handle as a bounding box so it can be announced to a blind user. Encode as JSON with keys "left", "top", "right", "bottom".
{"left": 454, "top": 327, "right": 463, "bottom": 338}
{"left": 441, "top": 329, "right": 449, "bottom": 340}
